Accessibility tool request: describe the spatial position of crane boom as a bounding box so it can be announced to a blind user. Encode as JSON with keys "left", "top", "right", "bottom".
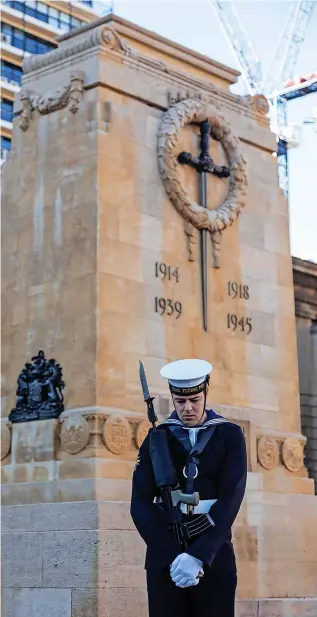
{"left": 211, "top": 0, "right": 262, "bottom": 93}
{"left": 263, "top": 2, "right": 316, "bottom": 95}
{"left": 211, "top": 0, "right": 316, "bottom": 197}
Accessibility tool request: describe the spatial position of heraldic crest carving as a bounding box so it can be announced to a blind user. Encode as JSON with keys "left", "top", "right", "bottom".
{"left": 9, "top": 350, "right": 65, "bottom": 423}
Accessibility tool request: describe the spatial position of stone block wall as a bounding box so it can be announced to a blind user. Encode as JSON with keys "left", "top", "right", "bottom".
{"left": 293, "top": 257, "right": 317, "bottom": 492}
{"left": 2, "top": 499, "right": 317, "bottom": 617}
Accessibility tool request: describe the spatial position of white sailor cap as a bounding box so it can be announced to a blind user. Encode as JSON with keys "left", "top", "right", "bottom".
{"left": 160, "top": 359, "right": 212, "bottom": 395}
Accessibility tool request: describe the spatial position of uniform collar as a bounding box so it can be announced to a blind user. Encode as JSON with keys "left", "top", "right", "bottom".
{"left": 163, "top": 408, "right": 228, "bottom": 429}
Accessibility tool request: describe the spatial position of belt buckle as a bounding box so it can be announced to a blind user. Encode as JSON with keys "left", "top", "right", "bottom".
{"left": 187, "top": 504, "right": 194, "bottom": 515}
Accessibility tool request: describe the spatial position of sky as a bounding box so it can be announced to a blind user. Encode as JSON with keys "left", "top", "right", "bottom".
{"left": 95, "top": 0, "right": 317, "bottom": 262}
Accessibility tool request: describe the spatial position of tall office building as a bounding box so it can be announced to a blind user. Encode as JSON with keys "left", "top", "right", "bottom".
{"left": 1, "top": 1, "right": 110, "bottom": 163}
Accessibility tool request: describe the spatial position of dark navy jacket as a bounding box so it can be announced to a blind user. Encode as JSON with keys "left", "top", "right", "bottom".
{"left": 130, "top": 409, "right": 247, "bottom": 572}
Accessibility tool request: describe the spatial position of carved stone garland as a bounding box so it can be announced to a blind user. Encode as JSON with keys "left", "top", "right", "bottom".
{"left": 157, "top": 98, "right": 248, "bottom": 266}
{"left": 19, "top": 71, "right": 85, "bottom": 131}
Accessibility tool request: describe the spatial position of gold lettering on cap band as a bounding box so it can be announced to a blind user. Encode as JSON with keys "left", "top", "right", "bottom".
{"left": 169, "top": 381, "right": 206, "bottom": 395}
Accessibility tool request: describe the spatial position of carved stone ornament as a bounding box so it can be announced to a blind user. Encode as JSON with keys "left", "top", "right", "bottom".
{"left": 19, "top": 71, "right": 84, "bottom": 131}
{"left": 281, "top": 438, "right": 304, "bottom": 472}
{"left": 257, "top": 436, "right": 279, "bottom": 470}
{"left": 103, "top": 415, "right": 132, "bottom": 455}
{"left": 244, "top": 94, "right": 269, "bottom": 116}
{"left": 157, "top": 98, "right": 248, "bottom": 267}
{"left": 1, "top": 424, "right": 11, "bottom": 460}
{"left": 9, "top": 350, "right": 65, "bottom": 424}
{"left": 101, "top": 25, "right": 129, "bottom": 52}
{"left": 23, "top": 26, "right": 128, "bottom": 74}
{"left": 168, "top": 89, "right": 216, "bottom": 108}
{"left": 60, "top": 414, "right": 90, "bottom": 454}
{"left": 135, "top": 420, "right": 151, "bottom": 449}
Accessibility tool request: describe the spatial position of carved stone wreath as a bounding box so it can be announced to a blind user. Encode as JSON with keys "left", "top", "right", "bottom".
{"left": 158, "top": 98, "right": 248, "bottom": 265}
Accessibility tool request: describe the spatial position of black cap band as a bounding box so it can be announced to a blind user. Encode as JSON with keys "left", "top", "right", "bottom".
{"left": 169, "top": 380, "right": 207, "bottom": 396}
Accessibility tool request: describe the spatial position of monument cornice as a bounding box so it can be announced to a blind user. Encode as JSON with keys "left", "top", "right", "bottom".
{"left": 21, "top": 21, "right": 271, "bottom": 137}
{"left": 57, "top": 14, "right": 240, "bottom": 86}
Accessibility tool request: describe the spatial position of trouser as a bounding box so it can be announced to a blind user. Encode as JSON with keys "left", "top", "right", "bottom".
{"left": 146, "top": 567, "right": 237, "bottom": 617}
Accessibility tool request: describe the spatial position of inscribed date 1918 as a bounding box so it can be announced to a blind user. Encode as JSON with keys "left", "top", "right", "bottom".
{"left": 228, "top": 281, "right": 249, "bottom": 300}
{"left": 227, "top": 281, "right": 252, "bottom": 334}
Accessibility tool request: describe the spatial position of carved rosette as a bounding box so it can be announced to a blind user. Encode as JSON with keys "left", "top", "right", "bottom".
{"left": 103, "top": 415, "right": 132, "bottom": 455}
{"left": 1, "top": 424, "right": 11, "bottom": 461}
{"left": 60, "top": 414, "right": 90, "bottom": 454}
{"left": 257, "top": 436, "right": 279, "bottom": 470}
{"left": 101, "top": 26, "right": 129, "bottom": 52}
{"left": 135, "top": 420, "right": 151, "bottom": 449}
{"left": 157, "top": 97, "right": 248, "bottom": 267}
{"left": 244, "top": 94, "right": 269, "bottom": 117}
{"left": 281, "top": 438, "right": 304, "bottom": 472}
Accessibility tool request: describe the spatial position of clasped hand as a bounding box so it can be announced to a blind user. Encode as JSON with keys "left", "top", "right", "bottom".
{"left": 170, "top": 553, "right": 204, "bottom": 588}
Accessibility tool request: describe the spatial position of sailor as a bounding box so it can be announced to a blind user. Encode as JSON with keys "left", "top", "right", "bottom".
{"left": 131, "top": 358, "right": 247, "bottom": 617}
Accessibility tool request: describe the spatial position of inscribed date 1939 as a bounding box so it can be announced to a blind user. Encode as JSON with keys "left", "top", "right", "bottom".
{"left": 155, "top": 297, "right": 182, "bottom": 319}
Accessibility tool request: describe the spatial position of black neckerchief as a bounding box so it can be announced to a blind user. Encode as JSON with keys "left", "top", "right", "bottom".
{"left": 163, "top": 410, "right": 229, "bottom": 492}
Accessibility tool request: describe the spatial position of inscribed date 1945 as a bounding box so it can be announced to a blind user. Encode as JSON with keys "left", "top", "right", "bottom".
{"left": 227, "top": 314, "right": 252, "bottom": 334}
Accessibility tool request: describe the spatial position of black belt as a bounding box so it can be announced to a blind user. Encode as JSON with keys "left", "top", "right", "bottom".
{"left": 171, "top": 512, "right": 215, "bottom": 545}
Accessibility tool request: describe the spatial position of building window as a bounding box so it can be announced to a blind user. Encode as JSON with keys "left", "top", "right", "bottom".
{"left": 1, "top": 98, "right": 14, "bottom": 123}
{"left": 1, "top": 1, "right": 85, "bottom": 31}
{"left": 1, "top": 60, "right": 23, "bottom": 85}
{"left": 1, "top": 136, "right": 11, "bottom": 150}
{"left": 1, "top": 22, "right": 13, "bottom": 44}
{"left": 1, "top": 136, "right": 11, "bottom": 161}
{"left": 0, "top": 23, "right": 56, "bottom": 53}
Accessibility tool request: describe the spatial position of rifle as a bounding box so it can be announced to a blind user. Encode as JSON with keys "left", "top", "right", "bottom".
{"left": 139, "top": 361, "right": 199, "bottom": 547}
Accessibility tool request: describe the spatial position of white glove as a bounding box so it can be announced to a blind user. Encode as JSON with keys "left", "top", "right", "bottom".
{"left": 170, "top": 553, "right": 204, "bottom": 588}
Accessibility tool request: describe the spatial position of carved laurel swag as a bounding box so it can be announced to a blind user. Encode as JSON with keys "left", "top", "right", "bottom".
{"left": 157, "top": 98, "right": 248, "bottom": 235}
{"left": 19, "top": 71, "right": 84, "bottom": 131}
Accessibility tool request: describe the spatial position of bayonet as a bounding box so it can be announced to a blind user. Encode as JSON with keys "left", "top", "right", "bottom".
{"left": 139, "top": 361, "right": 158, "bottom": 426}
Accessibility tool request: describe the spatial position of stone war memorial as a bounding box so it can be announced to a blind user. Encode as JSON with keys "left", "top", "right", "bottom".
{"left": 1, "top": 13, "right": 317, "bottom": 617}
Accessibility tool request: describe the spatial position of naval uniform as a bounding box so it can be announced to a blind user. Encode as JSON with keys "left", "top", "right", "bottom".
{"left": 130, "top": 409, "right": 247, "bottom": 617}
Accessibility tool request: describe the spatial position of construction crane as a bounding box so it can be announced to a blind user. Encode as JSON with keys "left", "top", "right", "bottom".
{"left": 210, "top": 1, "right": 262, "bottom": 94}
{"left": 212, "top": 0, "right": 316, "bottom": 196}
{"left": 263, "top": 2, "right": 315, "bottom": 96}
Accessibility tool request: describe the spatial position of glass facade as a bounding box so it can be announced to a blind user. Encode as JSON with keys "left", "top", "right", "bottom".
{"left": 1, "top": 98, "right": 14, "bottom": 123}
{"left": 1, "top": 136, "right": 11, "bottom": 161}
{"left": 1, "top": 60, "right": 23, "bottom": 85}
{"left": 0, "top": 0, "right": 95, "bottom": 154}
{"left": 1, "top": 22, "right": 56, "bottom": 53}
{"left": 1, "top": 136, "right": 12, "bottom": 150}
{"left": 2, "top": 1, "right": 85, "bottom": 32}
